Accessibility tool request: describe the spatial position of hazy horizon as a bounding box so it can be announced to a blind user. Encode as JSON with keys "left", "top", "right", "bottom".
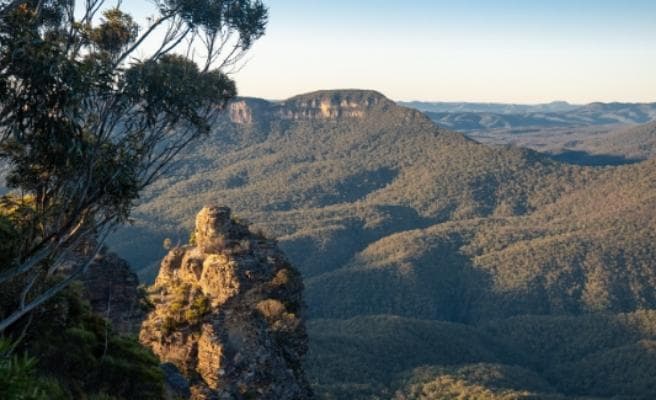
{"left": 235, "top": 89, "right": 653, "bottom": 106}
{"left": 250, "top": 90, "right": 656, "bottom": 105}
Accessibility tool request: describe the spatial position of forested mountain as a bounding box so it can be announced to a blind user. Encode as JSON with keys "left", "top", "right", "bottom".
{"left": 403, "top": 100, "right": 656, "bottom": 166}
{"left": 308, "top": 311, "right": 656, "bottom": 399}
{"left": 109, "top": 90, "right": 656, "bottom": 399}
{"left": 574, "top": 121, "right": 656, "bottom": 160}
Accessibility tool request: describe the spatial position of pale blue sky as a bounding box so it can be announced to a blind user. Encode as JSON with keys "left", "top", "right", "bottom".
{"left": 127, "top": 1, "right": 656, "bottom": 103}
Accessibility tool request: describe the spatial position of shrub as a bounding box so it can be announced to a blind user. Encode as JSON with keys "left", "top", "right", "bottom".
{"left": 0, "top": 338, "right": 65, "bottom": 400}
{"left": 16, "top": 286, "right": 165, "bottom": 399}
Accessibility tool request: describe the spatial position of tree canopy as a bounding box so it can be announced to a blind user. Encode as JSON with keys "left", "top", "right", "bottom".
{"left": 0, "top": 0, "right": 267, "bottom": 332}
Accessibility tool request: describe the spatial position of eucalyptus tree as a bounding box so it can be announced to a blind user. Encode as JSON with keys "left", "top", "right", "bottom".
{"left": 0, "top": 0, "right": 267, "bottom": 332}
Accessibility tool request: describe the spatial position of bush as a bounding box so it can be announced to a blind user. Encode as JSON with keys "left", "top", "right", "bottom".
{"left": 0, "top": 338, "right": 65, "bottom": 400}
{"left": 16, "top": 285, "right": 165, "bottom": 399}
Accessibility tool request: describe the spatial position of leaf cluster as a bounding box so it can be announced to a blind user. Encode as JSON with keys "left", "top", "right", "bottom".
{"left": 0, "top": 0, "right": 267, "bottom": 332}
{"left": 166, "top": 0, "right": 267, "bottom": 47}
{"left": 15, "top": 283, "right": 165, "bottom": 399}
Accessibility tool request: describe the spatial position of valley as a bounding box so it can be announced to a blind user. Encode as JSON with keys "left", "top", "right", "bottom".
{"left": 402, "top": 100, "right": 656, "bottom": 166}
{"left": 2, "top": 1, "right": 654, "bottom": 398}
{"left": 108, "top": 90, "right": 656, "bottom": 399}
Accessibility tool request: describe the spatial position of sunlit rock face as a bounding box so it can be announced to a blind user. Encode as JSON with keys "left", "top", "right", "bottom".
{"left": 228, "top": 100, "right": 254, "bottom": 125}
{"left": 279, "top": 90, "right": 391, "bottom": 120}
{"left": 226, "top": 90, "right": 393, "bottom": 125}
{"left": 140, "top": 205, "right": 312, "bottom": 400}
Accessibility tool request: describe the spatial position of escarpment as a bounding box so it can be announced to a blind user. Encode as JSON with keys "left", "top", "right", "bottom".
{"left": 139, "top": 205, "right": 312, "bottom": 400}
{"left": 278, "top": 89, "right": 393, "bottom": 120}
{"left": 227, "top": 90, "right": 394, "bottom": 124}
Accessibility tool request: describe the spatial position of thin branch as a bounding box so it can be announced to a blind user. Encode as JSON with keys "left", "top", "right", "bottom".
{"left": 101, "top": 281, "right": 111, "bottom": 360}
{"left": 0, "top": 227, "right": 114, "bottom": 333}
{"left": 8, "top": 312, "right": 33, "bottom": 354}
{"left": 152, "top": 25, "right": 192, "bottom": 61}
{"left": 113, "top": 9, "right": 178, "bottom": 68}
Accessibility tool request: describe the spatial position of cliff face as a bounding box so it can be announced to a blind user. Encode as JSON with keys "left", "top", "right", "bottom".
{"left": 140, "top": 206, "right": 311, "bottom": 400}
{"left": 227, "top": 90, "right": 393, "bottom": 124}
{"left": 278, "top": 90, "right": 391, "bottom": 120}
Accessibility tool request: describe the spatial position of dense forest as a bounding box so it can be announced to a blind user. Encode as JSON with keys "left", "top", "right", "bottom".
{"left": 2, "top": 0, "right": 654, "bottom": 399}
{"left": 108, "top": 90, "right": 656, "bottom": 398}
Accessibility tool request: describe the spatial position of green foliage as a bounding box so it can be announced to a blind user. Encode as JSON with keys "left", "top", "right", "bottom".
{"left": 0, "top": 338, "right": 49, "bottom": 400}
{"left": 0, "top": 214, "right": 20, "bottom": 270}
{"left": 307, "top": 311, "right": 656, "bottom": 399}
{"left": 102, "top": 91, "right": 656, "bottom": 398}
{"left": 124, "top": 54, "right": 236, "bottom": 133}
{"left": 0, "top": 0, "right": 267, "bottom": 332}
{"left": 307, "top": 315, "right": 499, "bottom": 389}
{"left": 0, "top": 195, "right": 37, "bottom": 271}
{"left": 87, "top": 395, "right": 120, "bottom": 400}
{"left": 393, "top": 364, "right": 565, "bottom": 400}
{"left": 88, "top": 8, "right": 140, "bottom": 54}
{"left": 154, "top": 282, "right": 211, "bottom": 329}
{"left": 15, "top": 284, "right": 165, "bottom": 399}
{"left": 170, "top": 0, "right": 268, "bottom": 47}
{"left": 185, "top": 294, "right": 211, "bottom": 324}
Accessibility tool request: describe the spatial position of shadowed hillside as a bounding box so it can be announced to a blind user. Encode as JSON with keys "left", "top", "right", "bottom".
{"left": 308, "top": 311, "right": 656, "bottom": 399}
{"left": 402, "top": 101, "right": 656, "bottom": 166}
{"left": 108, "top": 90, "right": 656, "bottom": 399}
{"left": 467, "top": 121, "right": 656, "bottom": 166}
{"left": 578, "top": 121, "right": 656, "bottom": 160}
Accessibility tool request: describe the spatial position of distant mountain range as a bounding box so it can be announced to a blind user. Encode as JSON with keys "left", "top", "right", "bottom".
{"left": 109, "top": 90, "right": 656, "bottom": 399}
{"left": 399, "top": 100, "right": 656, "bottom": 166}
{"left": 401, "top": 101, "right": 656, "bottom": 132}
{"left": 471, "top": 121, "right": 656, "bottom": 166}
{"left": 399, "top": 100, "right": 578, "bottom": 114}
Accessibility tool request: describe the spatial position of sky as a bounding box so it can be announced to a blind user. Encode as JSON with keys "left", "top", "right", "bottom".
{"left": 128, "top": 1, "right": 656, "bottom": 103}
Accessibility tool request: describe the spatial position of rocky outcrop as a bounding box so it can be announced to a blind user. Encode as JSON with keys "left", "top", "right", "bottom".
{"left": 227, "top": 98, "right": 272, "bottom": 125}
{"left": 62, "top": 239, "right": 144, "bottom": 336}
{"left": 81, "top": 251, "right": 145, "bottom": 335}
{"left": 229, "top": 100, "right": 255, "bottom": 125}
{"left": 140, "top": 205, "right": 312, "bottom": 399}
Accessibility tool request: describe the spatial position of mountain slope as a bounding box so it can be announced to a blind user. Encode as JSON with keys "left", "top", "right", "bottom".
{"left": 307, "top": 311, "right": 656, "bottom": 399}
{"left": 107, "top": 89, "right": 656, "bottom": 399}
{"left": 111, "top": 90, "right": 656, "bottom": 320}
{"left": 579, "top": 121, "right": 656, "bottom": 160}
{"left": 112, "top": 90, "right": 597, "bottom": 278}
{"left": 305, "top": 159, "right": 656, "bottom": 321}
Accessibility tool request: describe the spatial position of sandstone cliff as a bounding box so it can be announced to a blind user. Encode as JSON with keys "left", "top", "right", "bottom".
{"left": 227, "top": 89, "right": 394, "bottom": 124}
{"left": 140, "top": 205, "right": 311, "bottom": 399}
